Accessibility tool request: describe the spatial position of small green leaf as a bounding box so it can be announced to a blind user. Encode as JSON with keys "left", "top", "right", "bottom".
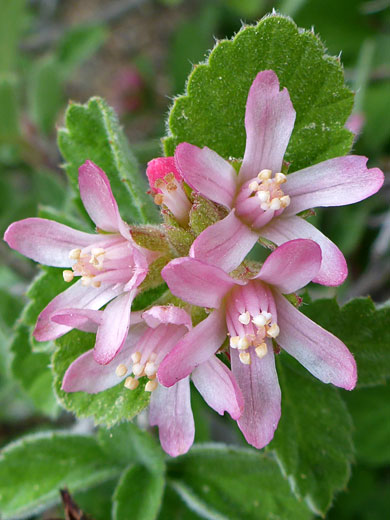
{"left": 113, "top": 464, "right": 165, "bottom": 520}
{"left": 164, "top": 14, "right": 353, "bottom": 173}
{"left": 344, "top": 385, "right": 390, "bottom": 466}
{"left": 52, "top": 330, "right": 150, "bottom": 427}
{"left": 301, "top": 297, "right": 390, "bottom": 387}
{"left": 58, "top": 97, "right": 159, "bottom": 224}
{"left": 167, "top": 444, "right": 311, "bottom": 520}
{"left": 98, "top": 422, "right": 165, "bottom": 474}
{"left": 0, "top": 431, "right": 122, "bottom": 520}
{"left": 270, "top": 356, "right": 354, "bottom": 516}
{"left": 0, "top": 0, "right": 25, "bottom": 73}
{"left": 10, "top": 324, "right": 58, "bottom": 417}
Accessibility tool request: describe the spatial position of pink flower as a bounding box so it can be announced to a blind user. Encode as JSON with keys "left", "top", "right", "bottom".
{"left": 146, "top": 156, "right": 191, "bottom": 226}
{"left": 4, "top": 161, "right": 155, "bottom": 365}
{"left": 58, "top": 305, "right": 243, "bottom": 457}
{"left": 158, "top": 239, "right": 357, "bottom": 450}
{"left": 172, "top": 70, "right": 384, "bottom": 286}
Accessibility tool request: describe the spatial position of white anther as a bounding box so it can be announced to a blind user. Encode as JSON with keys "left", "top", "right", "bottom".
{"left": 255, "top": 343, "right": 268, "bottom": 359}
{"left": 262, "top": 311, "right": 272, "bottom": 322}
{"left": 257, "top": 190, "right": 270, "bottom": 203}
{"left": 131, "top": 351, "right": 141, "bottom": 364}
{"left": 132, "top": 363, "right": 145, "bottom": 377}
{"left": 239, "top": 351, "right": 251, "bottom": 365}
{"left": 267, "top": 323, "right": 280, "bottom": 338}
{"left": 63, "top": 270, "right": 74, "bottom": 283}
{"left": 145, "top": 362, "right": 158, "bottom": 378}
{"left": 238, "top": 336, "right": 250, "bottom": 350}
{"left": 252, "top": 314, "right": 267, "bottom": 327}
{"left": 258, "top": 169, "right": 272, "bottom": 181}
{"left": 280, "top": 195, "right": 291, "bottom": 208}
{"left": 81, "top": 275, "right": 94, "bottom": 286}
{"left": 248, "top": 181, "right": 259, "bottom": 192}
{"left": 91, "top": 247, "right": 105, "bottom": 257}
{"left": 238, "top": 311, "right": 251, "bottom": 325}
{"left": 115, "top": 364, "right": 128, "bottom": 377}
{"left": 69, "top": 248, "right": 81, "bottom": 260}
{"left": 145, "top": 380, "right": 158, "bottom": 392}
{"left": 260, "top": 202, "right": 270, "bottom": 211}
{"left": 124, "top": 376, "right": 139, "bottom": 390}
{"left": 230, "top": 336, "right": 240, "bottom": 349}
{"left": 275, "top": 172, "right": 287, "bottom": 184}
{"left": 270, "top": 198, "right": 282, "bottom": 210}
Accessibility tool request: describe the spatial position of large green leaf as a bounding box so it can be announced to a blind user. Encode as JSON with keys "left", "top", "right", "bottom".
{"left": 113, "top": 464, "right": 165, "bottom": 520}
{"left": 301, "top": 297, "right": 390, "bottom": 387}
{"left": 52, "top": 330, "right": 150, "bottom": 427}
{"left": 0, "top": 432, "right": 122, "bottom": 520}
{"left": 167, "top": 444, "right": 311, "bottom": 520}
{"left": 0, "top": 0, "right": 25, "bottom": 73}
{"left": 58, "top": 97, "right": 159, "bottom": 224}
{"left": 164, "top": 14, "right": 353, "bottom": 174}
{"left": 270, "top": 357, "right": 354, "bottom": 516}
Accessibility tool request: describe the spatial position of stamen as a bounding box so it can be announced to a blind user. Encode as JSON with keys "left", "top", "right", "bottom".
{"left": 91, "top": 247, "right": 105, "bottom": 257}
{"left": 255, "top": 343, "right": 268, "bottom": 359}
{"left": 166, "top": 182, "right": 177, "bottom": 192}
{"left": 69, "top": 248, "right": 81, "bottom": 260}
{"left": 154, "top": 193, "right": 164, "bottom": 205}
{"left": 258, "top": 169, "right": 272, "bottom": 181}
{"left": 81, "top": 275, "right": 94, "bottom": 286}
{"left": 267, "top": 323, "right": 280, "bottom": 338}
{"left": 131, "top": 351, "right": 141, "bottom": 364}
{"left": 115, "top": 364, "right": 128, "bottom": 377}
{"left": 275, "top": 172, "right": 287, "bottom": 184}
{"left": 252, "top": 314, "right": 267, "bottom": 327}
{"left": 132, "top": 363, "right": 145, "bottom": 377}
{"left": 238, "top": 311, "right": 251, "bottom": 325}
{"left": 262, "top": 311, "right": 272, "bottom": 322}
{"left": 154, "top": 179, "right": 166, "bottom": 190}
{"left": 257, "top": 190, "right": 270, "bottom": 203}
{"left": 270, "top": 198, "right": 281, "bottom": 210}
{"left": 260, "top": 202, "right": 270, "bottom": 211}
{"left": 164, "top": 172, "right": 175, "bottom": 183}
{"left": 248, "top": 181, "right": 259, "bottom": 192}
{"left": 239, "top": 351, "right": 251, "bottom": 365}
{"left": 280, "top": 195, "right": 291, "bottom": 208}
{"left": 238, "top": 336, "right": 250, "bottom": 350}
{"left": 63, "top": 270, "right": 74, "bottom": 283}
{"left": 92, "top": 280, "right": 101, "bottom": 288}
{"left": 124, "top": 376, "right": 139, "bottom": 390}
{"left": 145, "top": 362, "right": 158, "bottom": 378}
{"left": 145, "top": 380, "right": 158, "bottom": 392}
{"left": 230, "top": 336, "right": 240, "bottom": 349}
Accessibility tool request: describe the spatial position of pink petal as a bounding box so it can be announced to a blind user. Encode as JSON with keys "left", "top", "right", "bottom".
{"left": 157, "top": 308, "right": 227, "bottom": 387}
{"left": 190, "top": 211, "right": 259, "bottom": 274}
{"left": 149, "top": 378, "right": 194, "bottom": 457}
{"left": 146, "top": 156, "right": 182, "bottom": 193}
{"left": 94, "top": 291, "right": 135, "bottom": 365}
{"left": 142, "top": 305, "right": 192, "bottom": 330}
{"left": 192, "top": 356, "right": 244, "bottom": 420}
{"left": 256, "top": 239, "right": 321, "bottom": 293}
{"left": 51, "top": 308, "right": 103, "bottom": 333}
{"left": 274, "top": 291, "right": 357, "bottom": 390}
{"left": 284, "top": 156, "right": 384, "bottom": 216}
{"left": 239, "top": 70, "right": 296, "bottom": 184}
{"left": 175, "top": 142, "right": 237, "bottom": 209}
{"left": 78, "top": 160, "right": 124, "bottom": 233}
{"left": 162, "top": 257, "right": 240, "bottom": 308}
{"left": 34, "top": 281, "right": 124, "bottom": 341}
{"left": 261, "top": 215, "right": 347, "bottom": 286}
{"left": 4, "top": 218, "right": 98, "bottom": 267}
{"left": 231, "top": 343, "right": 281, "bottom": 449}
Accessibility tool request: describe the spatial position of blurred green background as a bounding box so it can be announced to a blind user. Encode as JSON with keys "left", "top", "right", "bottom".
{"left": 0, "top": 1, "right": 389, "bottom": 518}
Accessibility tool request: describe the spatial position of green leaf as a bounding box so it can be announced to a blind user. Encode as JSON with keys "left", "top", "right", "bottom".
{"left": 56, "top": 24, "right": 107, "bottom": 77}
{"left": 98, "top": 422, "right": 165, "bottom": 474}
{"left": 10, "top": 324, "right": 58, "bottom": 417}
{"left": 75, "top": 479, "right": 118, "bottom": 520}
{"left": 158, "top": 485, "right": 201, "bottom": 520}
{"left": 29, "top": 57, "right": 63, "bottom": 135}
{"left": 52, "top": 330, "right": 150, "bottom": 427}
{"left": 270, "top": 356, "right": 354, "bottom": 516}
{"left": 344, "top": 385, "right": 390, "bottom": 466}
{"left": 58, "top": 97, "right": 159, "bottom": 224}
{"left": 113, "top": 464, "right": 165, "bottom": 520}
{"left": 0, "top": 74, "right": 20, "bottom": 162}
{"left": 167, "top": 444, "right": 311, "bottom": 520}
{"left": 164, "top": 14, "right": 353, "bottom": 173}
{"left": 0, "top": 0, "right": 25, "bottom": 73}
{"left": 0, "top": 431, "right": 122, "bottom": 520}
{"left": 301, "top": 297, "right": 390, "bottom": 387}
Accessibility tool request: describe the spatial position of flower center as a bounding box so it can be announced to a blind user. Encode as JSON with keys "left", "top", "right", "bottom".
{"left": 152, "top": 172, "right": 191, "bottom": 225}
{"left": 116, "top": 350, "right": 159, "bottom": 393}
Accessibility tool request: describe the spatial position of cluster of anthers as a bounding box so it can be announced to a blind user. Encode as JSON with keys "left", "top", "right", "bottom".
{"left": 115, "top": 351, "right": 159, "bottom": 393}
{"left": 230, "top": 309, "right": 280, "bottom": 365}
{"left": 63, "top": 247, "right": 106, "bottom": 287}
{"left": 248, "top": 169, "right": 290, "bottom": 211}
{"left": 152, "top": 172, "right": 191, "bottom": 225}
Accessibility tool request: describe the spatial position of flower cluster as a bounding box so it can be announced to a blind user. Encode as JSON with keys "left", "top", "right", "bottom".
{"left": 4, "top": 70, "right": 384, "bottom": 456}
